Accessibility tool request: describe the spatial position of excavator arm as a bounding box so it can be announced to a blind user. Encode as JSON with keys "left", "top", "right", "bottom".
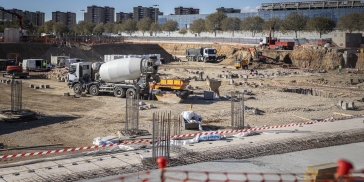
{"left": 0, "top": 8, "right": 23, "bottom": 30}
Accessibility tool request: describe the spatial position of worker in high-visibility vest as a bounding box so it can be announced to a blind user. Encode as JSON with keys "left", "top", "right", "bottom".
{"left": 338, "top": 65, "right": 342, "bottom": 74}
{"left": 149, "top": 81, "right": 156, "bottom": 100}
{"left": 42, "top": 61, "right": 46, "bottom": 68}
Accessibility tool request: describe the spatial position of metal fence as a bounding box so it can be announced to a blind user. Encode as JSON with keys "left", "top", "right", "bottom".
{"left": 123, "top": 36, "right": 330, "bottom": 45}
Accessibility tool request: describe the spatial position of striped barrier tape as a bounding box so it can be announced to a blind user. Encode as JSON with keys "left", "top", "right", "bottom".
{"left": 1, "top": 114, "right": 363, "bottom": 159}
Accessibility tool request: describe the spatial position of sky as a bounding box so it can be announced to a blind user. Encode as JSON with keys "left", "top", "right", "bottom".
{"left": 2, "top": 0, "right": 311, "bottom": 22}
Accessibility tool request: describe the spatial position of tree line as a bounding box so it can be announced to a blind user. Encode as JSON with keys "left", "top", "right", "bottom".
{"left": 1, "top": 11, "right": 363, "bottom": 38}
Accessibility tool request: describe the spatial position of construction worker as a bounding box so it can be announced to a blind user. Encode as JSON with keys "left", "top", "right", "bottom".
{"left": 42, "top": 61, "right": 46, "bottom": 68}
{"left": 338, "top": 65, "right": 342, "bottom": 74}
{"left": 149, "top": 81, "right": 156, "bottom": 100}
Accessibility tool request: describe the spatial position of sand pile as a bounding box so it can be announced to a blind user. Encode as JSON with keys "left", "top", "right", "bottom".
{"left": 290, "top": 49, "right": 343, "bottom": 70}
{"left": 219, "top": 49, "right": 250, "bottom": 65}
{"left": 355, "top": 53, "right": 364, "bottom": 69}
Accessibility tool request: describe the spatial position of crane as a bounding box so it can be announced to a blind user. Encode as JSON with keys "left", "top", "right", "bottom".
{"left": 0, "top": 8, "right": 23, "bottom": 30}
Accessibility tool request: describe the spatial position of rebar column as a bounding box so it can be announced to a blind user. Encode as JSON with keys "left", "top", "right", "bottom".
{"left": 125, "top": 91, "right": 139, "bottom": 132}
{"left": 10, "top": 79, "right": 22, "bottom": 113}
{"left": 152, "top": 112, "right": 171, "bottom": 161}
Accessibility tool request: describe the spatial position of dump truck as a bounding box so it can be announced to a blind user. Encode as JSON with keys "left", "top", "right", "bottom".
{"left": 67, "top": 56, "right": 160, "bottom": 98}
{"left": 153, "top": 79, "right": 193, "bottom": 103}
{"left": 186, "top": 47, "right": 217, "bottom": 62}
{"left": 3, "top": 65, "right": 29, "bottom": 78}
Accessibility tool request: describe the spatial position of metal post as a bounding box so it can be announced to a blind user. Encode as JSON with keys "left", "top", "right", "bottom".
{"left": 242, "top": 92, "right": 244, "bottom": 129}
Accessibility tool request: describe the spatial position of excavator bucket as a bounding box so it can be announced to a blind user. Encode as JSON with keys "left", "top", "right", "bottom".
{"left": 206, "top": 78, "right": 221, "bottom": 97}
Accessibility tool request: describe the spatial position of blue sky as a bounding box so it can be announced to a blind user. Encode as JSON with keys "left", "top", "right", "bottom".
{"left": 2, "top": 0, "right": 306, "bottom": 22}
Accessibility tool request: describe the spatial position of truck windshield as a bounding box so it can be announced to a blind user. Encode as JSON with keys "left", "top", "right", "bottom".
{"left": 69, "top": 65, "right": 77, "bottom": 73}
{"left": 207, "top": 49, "right": 216, "bottom": 54}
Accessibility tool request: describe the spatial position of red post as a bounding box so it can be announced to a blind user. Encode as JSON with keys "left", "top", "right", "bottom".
{"left": 335, "top": 159, "right": 353, "bottom": 180}
{"left": 157, "top": 156, "right": 167, "bottom": 182}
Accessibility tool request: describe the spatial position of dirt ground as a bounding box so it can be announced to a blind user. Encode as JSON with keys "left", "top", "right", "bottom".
{"left": 0, "top": 58, "right": 363, "bottom": 164}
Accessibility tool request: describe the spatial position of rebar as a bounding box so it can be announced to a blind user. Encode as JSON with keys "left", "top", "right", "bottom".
{"left": 10, "top": 79, "right": 22, "bottom": 113}
{"left": 152, "top": 112, "right": 171, "bottom": 161}
{"left": 125, "top": 91, "right": 139, "bottom": 132}
{"left": 45, "top": 128, "right": 364, "bottom": 182}
{"left": 231, "top": 91, "right": 244, "bottom": 129}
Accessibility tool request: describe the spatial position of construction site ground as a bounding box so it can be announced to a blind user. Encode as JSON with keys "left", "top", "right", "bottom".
{"left": 0, "top": 117, "right": 363, "bottom": 181}
{"left": 0, "top": 60, "right": 363, "bottom": 164}
{"left": 0, "top": 42, "right": 364, "bottom": 180}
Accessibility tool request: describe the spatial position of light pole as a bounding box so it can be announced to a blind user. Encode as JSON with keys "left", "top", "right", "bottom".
{"left": 80, "top": 10, "right": 85, "bottom": 22}
{"left": 152, "top": 5, "right": 159, "bottom": 23}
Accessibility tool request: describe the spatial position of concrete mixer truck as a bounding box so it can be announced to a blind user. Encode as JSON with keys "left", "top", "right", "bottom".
{"left": 67, "top": 56, "right": 160, "bottom": 98}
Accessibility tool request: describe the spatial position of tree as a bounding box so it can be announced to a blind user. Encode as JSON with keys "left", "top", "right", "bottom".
{"left": 104, "top": 23, "right": 114, "bottom": 33}
{"left": 178, "top": 28, "right": 188, "bottom": 36}
{"left": 83, "top": 22, "right": 96, "bottom": 35}
{"left": 149, "top": 22, "right": 162, "bottom": 36}
{"left": 113, "top": 23, "right": 122, "bottom": 34}
{"left": 189, "top": 18, "right": 205, "bottom": 36}
{"left": 281, "top": 12, "right": 307, "bottom": 38}
{"left": 44, "top": 20, "right": 56, "bottom": 33}
{"left": 262, "top": 17, "right": 281, "bottom": 36}
{"left": 137, "top": 17, "right": 152, "bottom": 36}
{"left": 337, "top": 13, "right": 361, "bottom": 33}
{"left": 54, "top": 22, "right": 69, "bottom": 35}
{"left": 221, "top": 17, "right": 241, "bottom": 37}
{"left": 36, "top": 26, "right": 44, "bottom": 34}
{"left": 93, "top": 24, "right": 104, "bottom": 35}
{"left": 72, "top": 21, "right": 95, "bottom": 35}
{"left": 240, "top": 16, "right": 264, "bottom": 37}
{"left": 306, "top": 16, "right": 335, "bottom": 38}
{"left": 163, "top": 20, "right": 178, "bottom": 36}
{"left": 205, "top": 12, "right": 227, "bottom": 37}
{"left": 122, "top": 19, "right": 137, "bottom": 35}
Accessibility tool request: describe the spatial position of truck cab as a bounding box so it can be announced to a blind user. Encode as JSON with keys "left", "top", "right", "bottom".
{"left": 67, "top": 62, "right": 92, "bottom": 87}
{"left": 202, "top": 48, "right": 217, "bottom": 62}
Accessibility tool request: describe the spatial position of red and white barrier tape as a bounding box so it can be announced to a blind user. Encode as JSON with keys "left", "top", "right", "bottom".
{"left": 1, "top": 114, "right": 363, "bottom": 159}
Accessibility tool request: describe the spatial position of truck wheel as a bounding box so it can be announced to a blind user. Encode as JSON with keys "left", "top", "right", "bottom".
{"left": 73, "top": 83, "right": 82, "bottom": 94}
{"left": 126, "top": 88, "right": 136, "bottom": 99}
{"left": 89, "top": 85, "right": 99, "bottom": 96}
{"left": 114, "top": 87, "right": 126, "bottom": 98}
{"left": 204, "top": 57, "right": 207, "bottom": 63}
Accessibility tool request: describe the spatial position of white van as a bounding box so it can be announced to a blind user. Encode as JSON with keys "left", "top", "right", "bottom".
{"left": 59, "top": 58, "right": 86, "bottom": 69}
{"left": 22, "top": 59, "right": 52, "bottom": 72}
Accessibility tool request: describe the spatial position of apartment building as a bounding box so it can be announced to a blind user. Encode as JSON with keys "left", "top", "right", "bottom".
{"left": 84, "top": 5, "right": 115, "bottom": 24}
{"left": 116, "top": 12, "right": 133, "bottom": 22}
{"left": 133, "top": 6, "right": 163, "bottom": 22}
{"left": 52, "top": 11, "right": 76, "bottom": 28}
{"left": 174, "top": 6, "right": 199, "bottom": 15}
{"left": 0, "top": 7, "right": 45, "bottom": 26}
{"left": 216, "top": 7, "right": 241, "bottom": 13}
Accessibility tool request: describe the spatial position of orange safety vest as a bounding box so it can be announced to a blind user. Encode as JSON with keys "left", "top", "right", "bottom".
{"left": 150, "top": 82, "right": 156, "bottom": 91}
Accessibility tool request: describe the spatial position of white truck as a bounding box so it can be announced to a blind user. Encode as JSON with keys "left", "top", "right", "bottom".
{"left": 67, "top": 56, "right": 160, "bottom": 98}
{"left": 60, "top": 58, "right": 86, "bottom": 68}
{"left": 22, "top": 59, "right": 52, "bottom": 72}
{"left": 186, "top": 47, "right": 217, "bottom": 62}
